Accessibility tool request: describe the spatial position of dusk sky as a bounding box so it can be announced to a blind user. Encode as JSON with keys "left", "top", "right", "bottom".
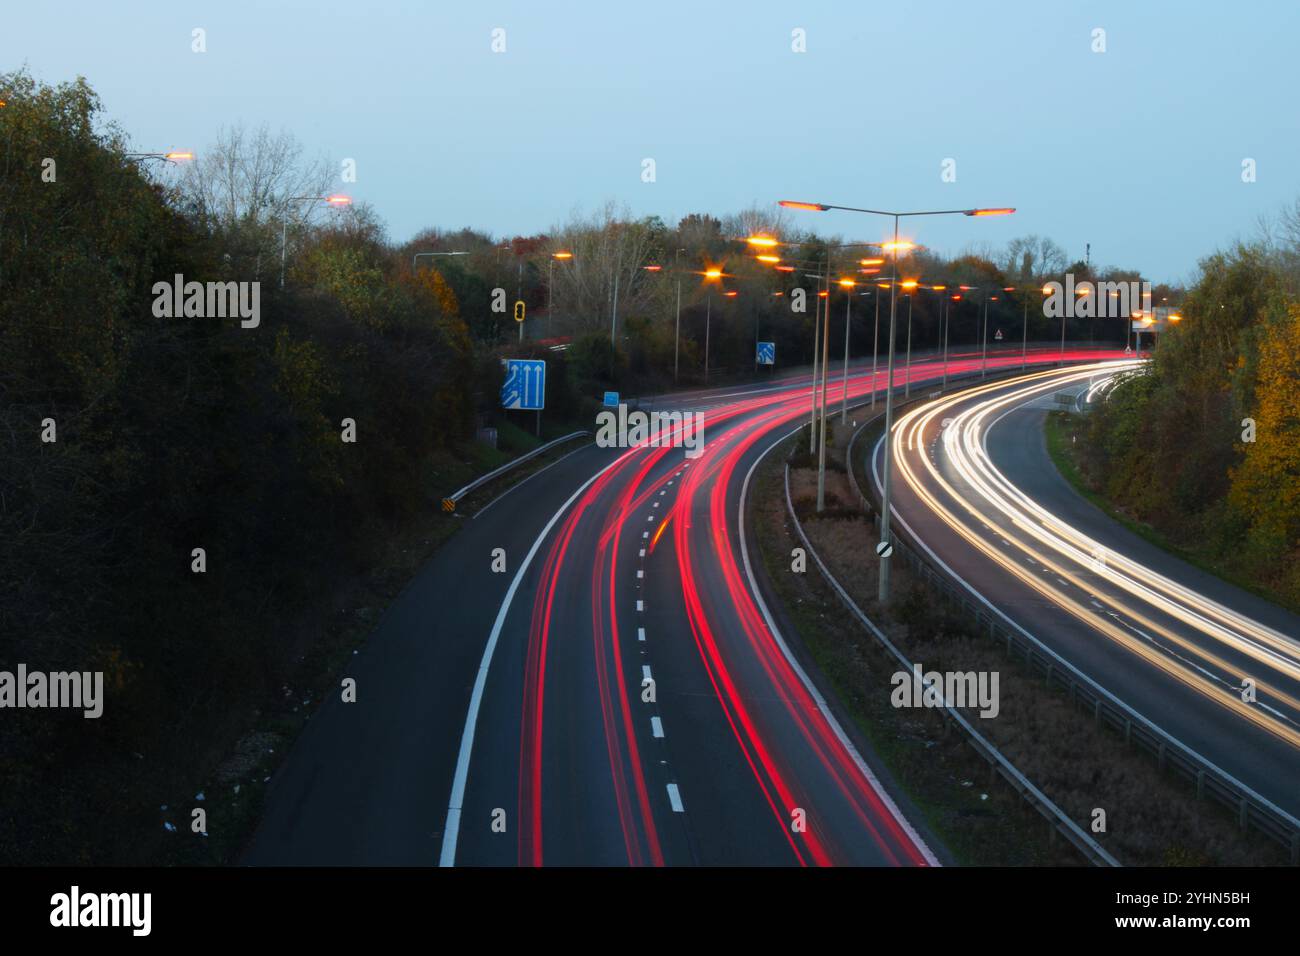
{"left": 7, "top": 0, "right": 1299, "bottom": 283}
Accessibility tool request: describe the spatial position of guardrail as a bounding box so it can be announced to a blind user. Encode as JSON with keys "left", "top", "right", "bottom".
{"left": 782, "top": 461, "right": 1120, "bottom": 866}
{"left": 844, "top": 378, "right": 1300, "bottom": 863}
{"left": 441, "top": 431, "right": 589, "bottom": 513}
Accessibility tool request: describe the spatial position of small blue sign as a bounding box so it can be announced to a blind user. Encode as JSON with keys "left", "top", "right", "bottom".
{"left": 756, "top": 341, "right": 775, "bottom": 366}
{"left": 603, "top": 391, "right": 620, "bottom": 408}
{"left": 501, "top": 359, "right": 546, "bottom": 410}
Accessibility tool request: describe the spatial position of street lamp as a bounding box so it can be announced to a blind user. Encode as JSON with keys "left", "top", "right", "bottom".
{"left": 125, "top": 150, "right": 194, "bottom": 164}
{"left": 944, "top": 291, "right": 962, "bottom": 389}
{"left": 703, "top": 268, "right": 723, "bottom": 383}
{"left": 838, "top": 277, "right": 856, "bottom": 423}
{"left": 549, "top": 251, "right": 573, "bottom": 339}
{"left": 751, "top": 236, "right": 882, "bottom": 467}
{"left": 748, "top": 240, "right": 832, "bottom": 453}
{"left": 1002, "top": 285, "right": 1051, "bottom": 371}
{"left": 779, "top": 199, "right": 1015, "bottom": 605}
{"left": 900, "top": 280, "right": 919, "bottom": 396}
{"left": 282, "top": 194, "right": 351, "bottom": 289}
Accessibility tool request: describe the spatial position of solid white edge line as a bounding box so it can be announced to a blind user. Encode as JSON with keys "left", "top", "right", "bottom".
{"left": 439, "top": 448, "right": 635, "bottom": 867}
{"left": 738, "top": 418, "right": 942, "bottom": 868}
{"left": 472, "top": 441, "right": 595, "bottom": 520}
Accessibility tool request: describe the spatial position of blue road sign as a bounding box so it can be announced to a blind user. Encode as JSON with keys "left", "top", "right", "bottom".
{"left": 501, "top": 359, "right": 546, "bottom": 410}
{"left": 603, "top": 391, "right": 620, "bottom": 407}
{"left": 756, "top": 341, "right": 775, "bottom": 366}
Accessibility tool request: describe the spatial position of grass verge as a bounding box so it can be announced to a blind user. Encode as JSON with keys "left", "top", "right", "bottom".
{"left": 755, "top": 415, "right": 1287, "bottom": 866}
{"left": 1045, "top": 410, "right": 1295, "bottom": 613}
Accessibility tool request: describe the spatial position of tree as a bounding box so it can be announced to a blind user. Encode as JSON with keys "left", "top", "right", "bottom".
{"left": 547, "top": 203, "right": 659, "bottom": 335}
{"left": 1229, "top": 304, "right": 1300, "bottom": 580}
{"left": 1003, "top": 234, "right": 1068, "bottom": 283}
{"left": 176, "top": 123, "right": 332, "bottom": 280}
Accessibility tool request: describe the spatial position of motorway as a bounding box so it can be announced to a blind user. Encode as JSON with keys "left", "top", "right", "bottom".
{"left": 874, "top": 364, "right": 1300, "bottom": 824}
{"left": 245, "top": 347, "right": 1121, "bottom": 866}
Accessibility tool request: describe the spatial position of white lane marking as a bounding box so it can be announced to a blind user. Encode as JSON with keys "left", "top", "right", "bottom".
{"left": 653, "top": 501, "right": 660, "bottom": 508}
{"left": 637, "top": 569, "right": 644, "bottom": 579}
{"left": 639, "top": 548, "right": 646, "bottom": 557}
{"left": 642, "top": 531, "right": 649, "bottom": 539}
{"left": 637, "top": 627, "right": 646, "bottom": 642}
{"left": 642, "top": 664, "right": 652, "bottom": 680}
{"left": 651, "top": 716, "right": 664, "bottom": 738}
{"left": 636, "top": 600, "right": 644, "bottom": 612}
{"left": 647, "top": 515, "right": 654, "bottom": 522}
{"left": 659, "top": 489, "right": 667, "bottom": 496}
{"left": 666, "top": 783, "right": 685, "bottom": 812}
{"left": 440, "top": 448, "right": 631, "bottom": 867}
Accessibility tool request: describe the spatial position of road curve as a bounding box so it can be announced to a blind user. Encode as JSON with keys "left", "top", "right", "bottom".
{"left": 442, "top": 350, "right": 1109, "bottom": 866}
{"left": 874, "top": 364, "right": 1300, "bottom": 823}
{"left": 246, "top": 348, "right": 1114, "bottom": 866}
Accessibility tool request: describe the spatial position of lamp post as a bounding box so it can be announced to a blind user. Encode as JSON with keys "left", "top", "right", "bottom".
{"left": 282, "top": 194, "right": 351, "bottom": 290}
{"left": 779, "top": 199, "right": 1015, "bottom": 605}
{"left": 749, "top": 236, "right": 880, "bottom": 457}
{"left": 871, "top": 284, "right": 883, "bottom": 407}
{"left": 1002, "top": 285, "right": 1049, "bottom": 371}
{"left": 674, "top": 248, "right": 686, "bottom": 381}
{"left": 943, "top": 291, "right": 960, "bottom": 389}
{"left": 839, "top": 278, "right": 855, "bottom": 423}
{"left": 982, "top": 290, "right": 990, "bottom": 378}
{"left": 703, "top": 268, "right": 723, "bottom": 383}
{"left": 547, "top": 251, "right": 573, "bottom": 339}
{"left": 611, "top": 270, "right": 620, "bottom": 345}
{"left": 1061, "top": 285, "right": 1088, "bottom": 364}
{"left": 901, "top": 280, "right": 918, "bottom": 396}
{"left": 125, "top": 150, "right": 194, "bottom": 164}
{"left": 636, "top": 252, "right": 695, "bottom": 382}
{"left": 810, "top": 278, "right": 822, "bottom": 451}
{"left": 918, "top": 284, "right": 948, "bottom": 388}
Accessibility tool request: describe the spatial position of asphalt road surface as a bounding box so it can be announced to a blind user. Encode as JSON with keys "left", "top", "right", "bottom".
{"left": 873, "top": 364, "right": 1300, "bottom": 826}
{"left": 245, "top": 347, "right": 1120, "bottom": 866}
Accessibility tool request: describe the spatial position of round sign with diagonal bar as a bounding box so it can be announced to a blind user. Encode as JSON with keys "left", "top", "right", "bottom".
{"left": 876, "top": 540, "right": 893, "bottom": 558}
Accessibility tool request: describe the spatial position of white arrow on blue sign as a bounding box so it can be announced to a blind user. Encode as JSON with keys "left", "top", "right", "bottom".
{"left": 501, "top": 359, "right": 546, "bottom": 410}
{"left": 756, "top": 341, "right": 775, "bottom": 366}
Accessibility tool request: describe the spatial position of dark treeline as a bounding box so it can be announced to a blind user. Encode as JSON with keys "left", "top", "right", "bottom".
{"left": 0, "top": 69, "right": 1178, "bottom": 862}
{"left": 454, "top": 204, "right": 1176, "bottom": 398}
{"left": 0, "top": 72, "right": 490, "bottom": 862}
{"left": 1078, "top": 213, "right": 1300, "bottom": 609}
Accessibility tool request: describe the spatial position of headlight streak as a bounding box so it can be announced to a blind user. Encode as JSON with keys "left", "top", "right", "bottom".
{"left": 892, "top": 367, "right": 1300, "bottom": 748}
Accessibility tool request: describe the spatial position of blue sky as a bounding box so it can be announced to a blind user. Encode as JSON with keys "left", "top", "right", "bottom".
{"left": 7, "top": 0, "right": 1299, "bottom": 283}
